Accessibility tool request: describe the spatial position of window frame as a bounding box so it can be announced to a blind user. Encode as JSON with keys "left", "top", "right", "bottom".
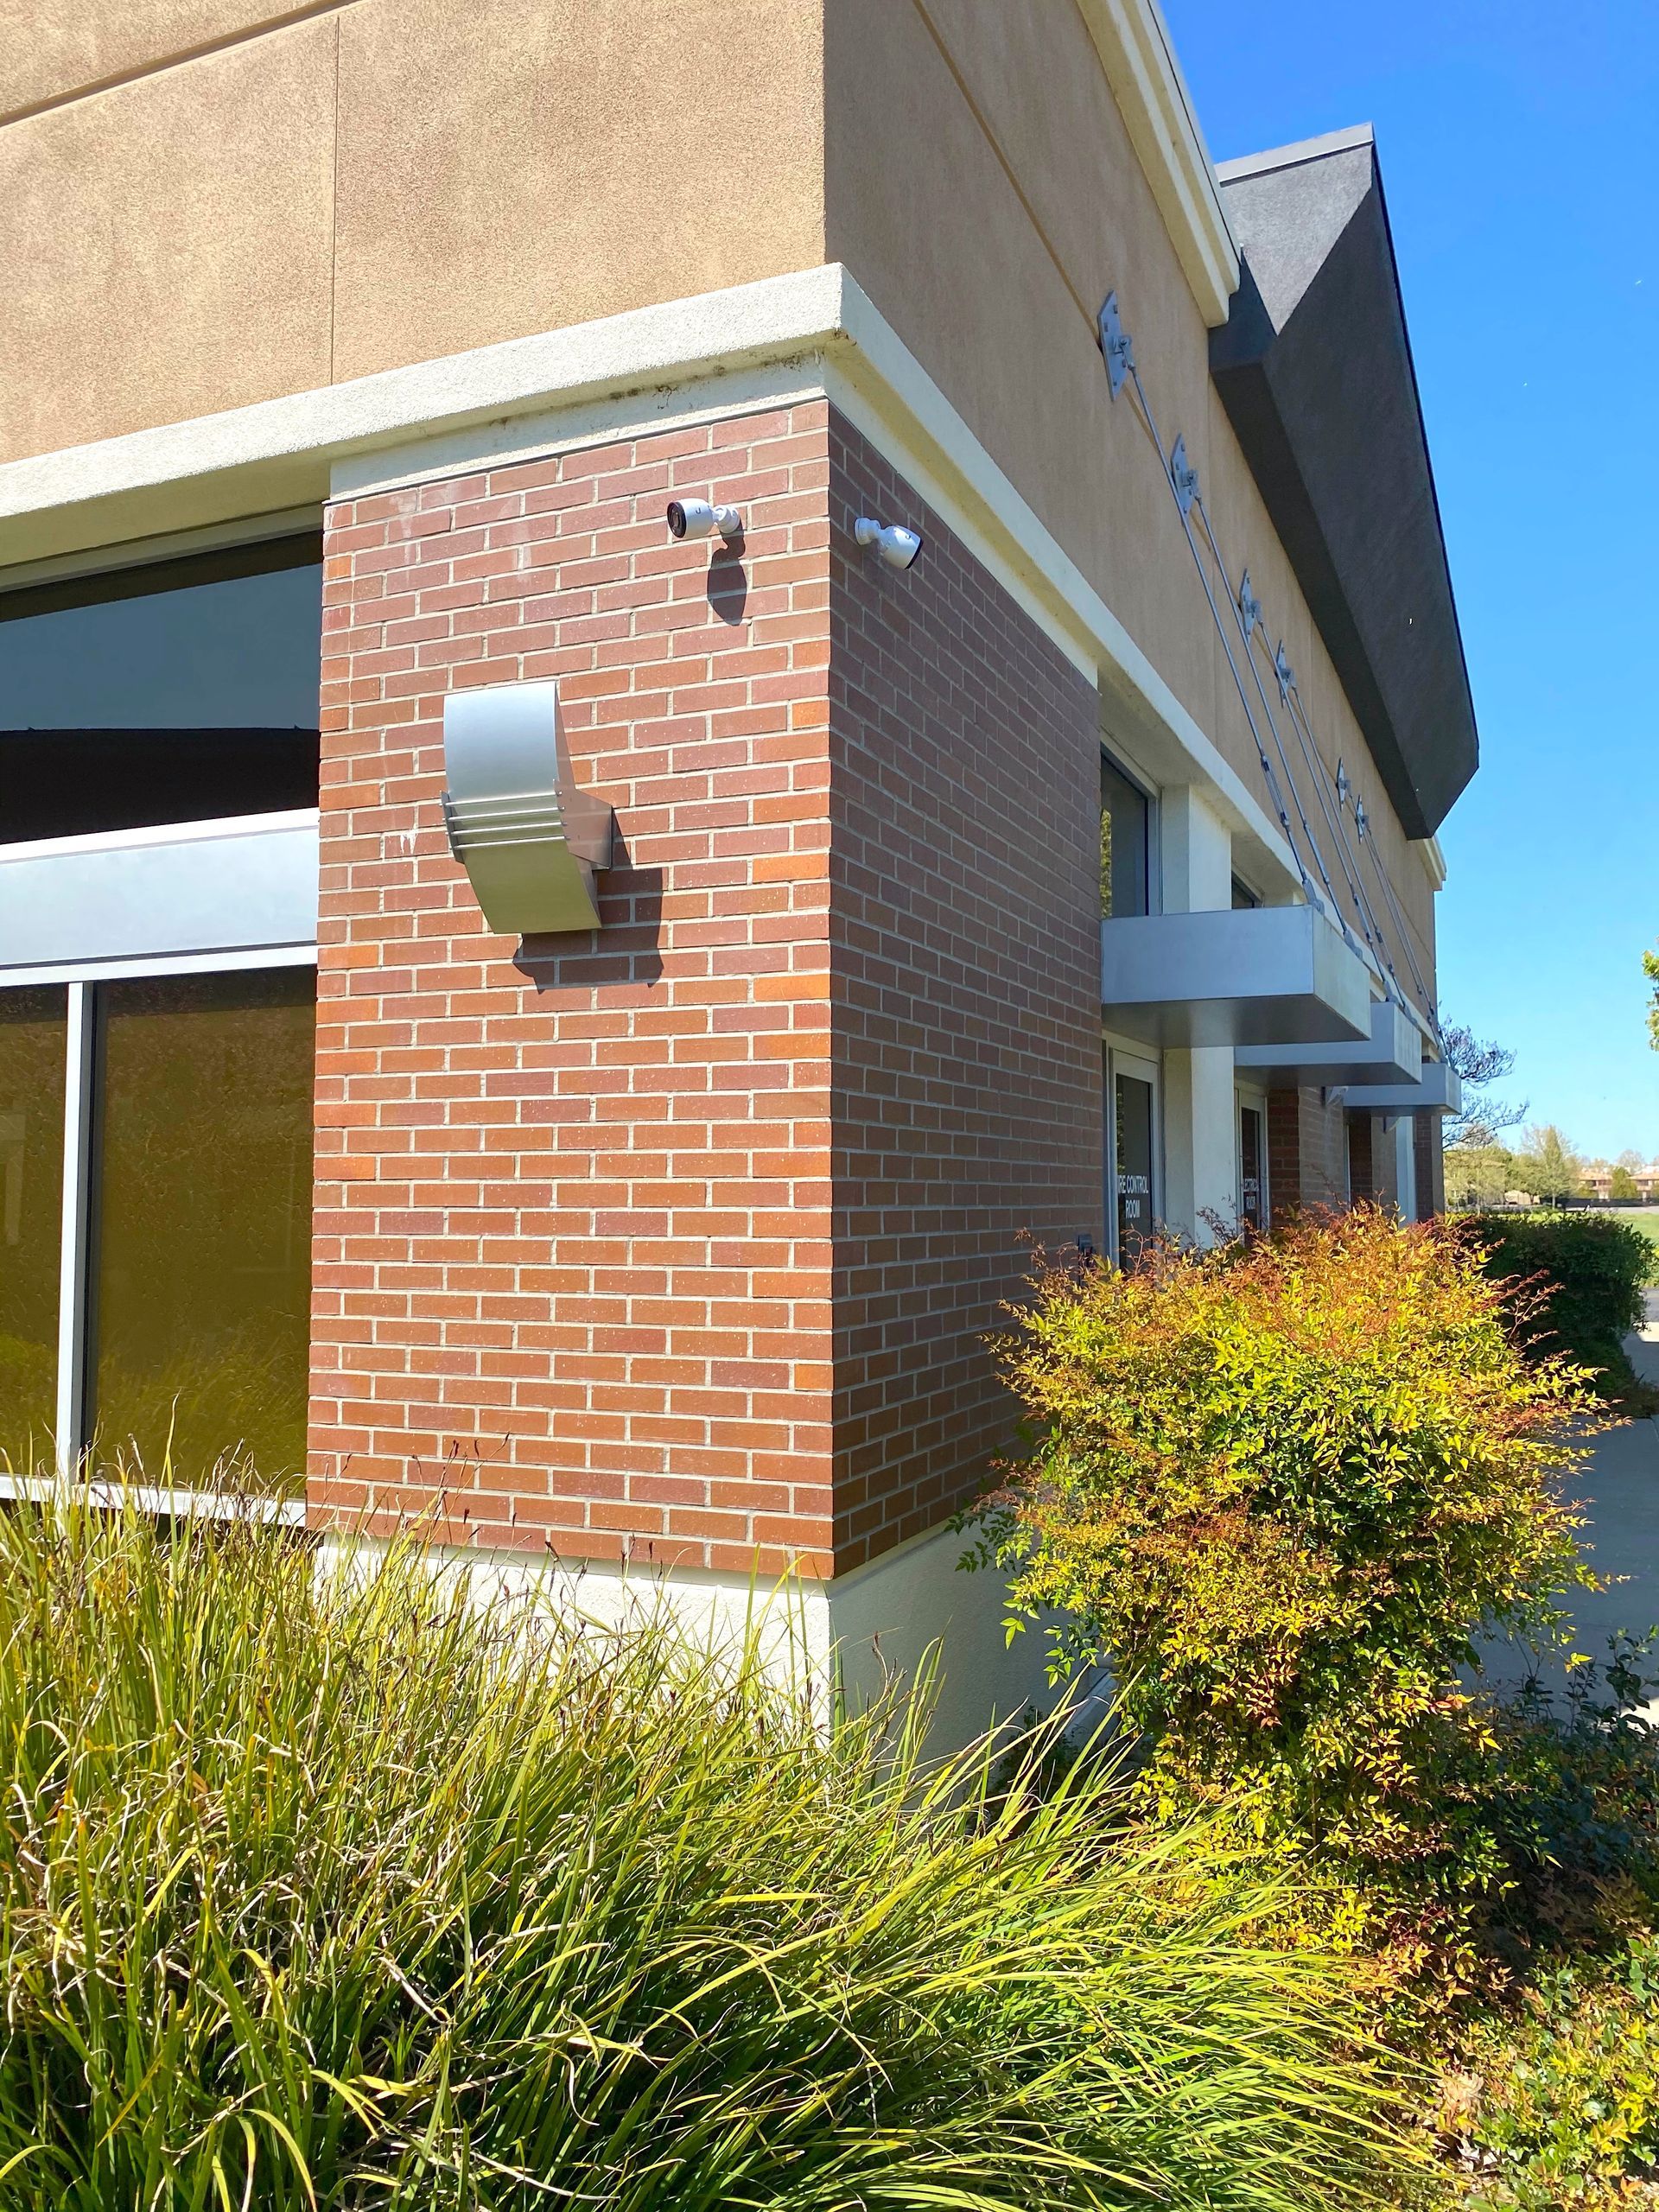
{"left": 0, "top": 526, "right": 324, "bottom": 845}
{"left": 0, "top": 521, "right": 322, "bottom": 1518}
{"left": 1099, "top": 743, "right": 1160, "bottom": 921}
{"left": 1103, "top": 1035, "right": 1163, "bottom": 1267}
{"left": 0, "top": 943, "right": 318, "bottom": 1520}
{"left": 1236, "top": 1082, "right": 1269, "bottom": 1232}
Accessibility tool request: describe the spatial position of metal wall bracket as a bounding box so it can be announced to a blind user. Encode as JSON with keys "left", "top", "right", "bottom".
{"left": 1273, "top": 641, "right": 1295, "bottom": 706}
{"left": 1096, "top": 289, "right": 1135, "bottom": 398}
{"left": 442, "top": 680, "right": 615, "bottom": 936}
{"left": 1238, "top": 569, "right": 1262, "bottom": 638}
{"left": 1169, "top": 435, "right": 1199, "bottom": 517}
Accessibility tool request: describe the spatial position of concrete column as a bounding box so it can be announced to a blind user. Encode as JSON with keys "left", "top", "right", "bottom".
{"left": 1158, "top": 787, "right": 1236, "bottom": 1243}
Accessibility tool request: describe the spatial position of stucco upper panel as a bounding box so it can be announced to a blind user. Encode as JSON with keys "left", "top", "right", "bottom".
{"left": 0, "top": 19, "right": 336, "bottom": 462}
{"left": 0, "top": 0, "right": 323, "bottom": 121}
{"left": 330, "top": 0, "right": 825, "bottom": 384}
{"left": 0, "top": 0, "right": 826, "bottom": 464}
{"left": 822, "top": 0, "right": 1436, "bottom": 913}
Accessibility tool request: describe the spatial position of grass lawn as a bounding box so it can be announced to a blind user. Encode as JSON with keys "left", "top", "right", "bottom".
{"left": 1607, "top": 1207, "right": 1659, "bottom": 1284}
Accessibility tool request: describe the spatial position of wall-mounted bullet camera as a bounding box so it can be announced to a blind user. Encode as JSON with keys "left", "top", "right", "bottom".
{"left": 666, "top": 498, "right": 742, "bottom": 543}
{"left": 854, "top": 515, "right": 924, "bottom": 571}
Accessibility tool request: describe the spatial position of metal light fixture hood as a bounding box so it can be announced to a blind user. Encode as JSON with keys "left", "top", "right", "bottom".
{"left": 441, "top": 680, "right": 614, "bottom": 935}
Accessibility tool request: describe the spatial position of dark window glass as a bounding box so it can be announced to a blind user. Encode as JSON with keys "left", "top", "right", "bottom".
{"left": 1115, "top": 1071, "right": 1155, "bottom": 1264}
{"left": 0, "top": 536, "right": 321, "bottom": 841}
{"left": 1231, "top": 874, "right": 1261, "bottom": 910}
{"left": 1239, "top": 1101, "right": 1266, "bottom": 1230}
{"left": 89, "top": 969, "right": 315, "bottom": 1491}
{"left": 0, "top": 986, "right": 65, "bottom": 1461}
{"left": 1100, "top": 753, "right": 1150, "bottom": 918}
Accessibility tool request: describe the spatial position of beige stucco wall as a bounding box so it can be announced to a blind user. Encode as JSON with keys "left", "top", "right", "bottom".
{"left": 0, "top": 0, "right": 1436, "bottom": 975}
{"left": 0, "top": 0, "right": 310, "bottom": 121}
{"left": 823, "top": 0, "right": 1436, "bottom": 988}
{"left": 0, "top": 0, "right": 826, "bottom": 461}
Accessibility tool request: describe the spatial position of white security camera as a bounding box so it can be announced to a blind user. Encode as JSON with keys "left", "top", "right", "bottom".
{"left": 854, "top": 516, "right": 924, "bottom": 570}
{"left": 666, "top": 498, "right": 742, "bottom": 542}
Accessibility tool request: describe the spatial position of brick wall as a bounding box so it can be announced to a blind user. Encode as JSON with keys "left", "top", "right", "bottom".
{"left": 313, "top": 403, "right": 1110, "bottom": 1580}
{"left": 1267, "top": 1084, "right": 1350, "bottom": 1214}
{"left": 1414, "top": 1109, "right": 1446, "bottom": 1217}
{"left": 827, "top": 416, "right": 1103, "bottom": 1573}
{"left": 1345, "top": 1109, "right": 1401, "bottom": 1208}
{"left": 309, "top": 404, "right": 838, "bottom": 1574}
{"left": 1344, "top": 1109, "right": 1376, "bottom": 1204}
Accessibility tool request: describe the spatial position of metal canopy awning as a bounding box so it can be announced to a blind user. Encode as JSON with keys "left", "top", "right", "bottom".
{"left": 1341, "top": 1060, "right": 1462, "bottom": 1115}
{"left": 1101, "top": 903, "right": 1372, "bottom": 1050}
{"left": 1234, "top": 994, "right": 1423, "bottom": 1090}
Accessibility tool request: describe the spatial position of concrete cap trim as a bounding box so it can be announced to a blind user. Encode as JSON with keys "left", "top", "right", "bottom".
{"left": 0, "top": 263, "right": 1306, "bottom": 903}
{"left": 1075, "top": 0, "right": 1240, "bottom": 325}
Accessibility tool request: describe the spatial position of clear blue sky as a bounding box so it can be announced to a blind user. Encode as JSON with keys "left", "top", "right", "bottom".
{"left": 1165, "top": 0, "right": 1659, "bottom": 1160}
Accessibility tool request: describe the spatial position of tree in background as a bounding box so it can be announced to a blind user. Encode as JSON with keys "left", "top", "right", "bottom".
{"left": 1611, "top": 1161, "right": 1641, "bottom": 1201}
{"left": 1440, "top": 1022, "right": 1527, "bottom": 1152}
{"left": 1442, "top": 1025, "right": 1528, "bottom": 1215}
{"left": 1445, "top": 1145, "right": 1517, "bottom": 1210}
{"left": 1510, "top": 1123, "right": 1587, "bottom": 1206}
{"left": 1644, "top": 946, "right": 1659, "bottom": 1046}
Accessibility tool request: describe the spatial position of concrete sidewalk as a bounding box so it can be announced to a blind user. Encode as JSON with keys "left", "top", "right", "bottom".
{"left": 1478, "top": 1291, "right": 1659, "bottom": 1701}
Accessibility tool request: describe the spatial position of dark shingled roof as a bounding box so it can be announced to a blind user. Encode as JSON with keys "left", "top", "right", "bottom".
{"left": 1211, "top": 124, "right": 1478, "bottom": 839}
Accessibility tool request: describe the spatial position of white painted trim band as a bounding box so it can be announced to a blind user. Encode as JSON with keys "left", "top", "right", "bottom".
{"left": 0, "top": 944, "right": 319, "bottom": 989}
{"left": 0, "top": 1470, "right": 308, "bottom": 1527}
{"left": 1075, "top": 0, "right": 1238, "bottom": 325}
{"left": 0, "top": 267, "right": 1298, "bottom": 891}
{"left": 0, "top": 266, "right": 850, "bottom": 560}
{"left": 0, "top": 805, "right": 321, "bottom": 867}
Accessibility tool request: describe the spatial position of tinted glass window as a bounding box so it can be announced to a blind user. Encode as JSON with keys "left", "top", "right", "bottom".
{"left": 0, "top": 536, "right": 321, "bottom": 841}
{"left": 1239, "top": 1100, "right": 1266, "bottom": 1230}
{"left": 89, "top": 968, "right": 315, "bottom": 1491}
{"left": 1115, "top": 1070, "right": 1155, "bottom": 1264}
{"left": 1100, "top": 753, "right": 1150, "bottom": 918}
{"left": 0, "top": 986, "right": 65, "bottom": 1461}
{"left": 1231, "top": 874, "right": 1261, "bottom": 910}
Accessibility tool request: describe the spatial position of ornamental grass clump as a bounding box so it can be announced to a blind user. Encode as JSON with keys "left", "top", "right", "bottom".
{"left": 972, "top": 1208, "right": 1605, "bottom": 1944}
{"left": 0, "top": 1488, "right": 1414, "bottom": 2210}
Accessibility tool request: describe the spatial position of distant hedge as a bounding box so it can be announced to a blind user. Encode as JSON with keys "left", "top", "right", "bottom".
{"left": 1470, "top": 1211, "right": 1651, "bottom": 1407}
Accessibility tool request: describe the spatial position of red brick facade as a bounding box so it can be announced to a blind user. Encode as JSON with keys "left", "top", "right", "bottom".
{"left": 310, "top": 404, "right": 838, "bottom": 1573}
{"left": 1267, "top": 1085, "right": 1350, "bottom": 1212}
{"left": 1269, "top": 1091, "right": 1436, "bottom": 1218}
{"left": 309, "top": 405, "right": 1105, "bottom": 1579}
{"left": 1414, "top": 1109, "right": 1446, "bottom": 1218}
{"left": 827, "top": 419, "right": 1103, "bottom": 1572}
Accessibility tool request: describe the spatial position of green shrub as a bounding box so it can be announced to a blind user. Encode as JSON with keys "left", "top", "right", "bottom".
{"left": 0, "top": 1491, "right": 1414, "bottom": 2211}
{"left": 968, "top": 1209, "right": 1601, "bottom": 1951}
{"left": 1431, "top": 1652, "right": 1659, "bottom": 2207}
{"left": 1473, "top": 1637, "right": 1659, "bottom": 1953}
{"left": 1469, "top": 1212, "right": 1653, "bottom": 1409}
{"left": 1445, "top": 1936, "right": 1659, "bottom": 2207}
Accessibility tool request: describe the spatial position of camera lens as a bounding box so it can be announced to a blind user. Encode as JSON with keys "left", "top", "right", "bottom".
{"left": 665, "top": 501, "right": 688, "bottom": 539}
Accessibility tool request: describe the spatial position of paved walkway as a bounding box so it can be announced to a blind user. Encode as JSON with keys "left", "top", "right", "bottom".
{"left": 1478, "top": 1292, "right": 1659, "bottom": 1705}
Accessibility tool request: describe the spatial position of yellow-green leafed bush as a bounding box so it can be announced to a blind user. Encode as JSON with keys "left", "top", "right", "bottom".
{"left": 969, "top": 1208, "right": 1604, "bottom": 1942}
{"left": 0, "top": 1491, "right": 1419, "bottom": 2211}
{"left": 1446, "top": 1940, "right": 1659, "bottom": 2206}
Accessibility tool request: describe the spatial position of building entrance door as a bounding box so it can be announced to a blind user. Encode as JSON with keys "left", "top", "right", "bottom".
{"left": 1109, "top": 1048, "right": 1160, "bottom": 1265}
